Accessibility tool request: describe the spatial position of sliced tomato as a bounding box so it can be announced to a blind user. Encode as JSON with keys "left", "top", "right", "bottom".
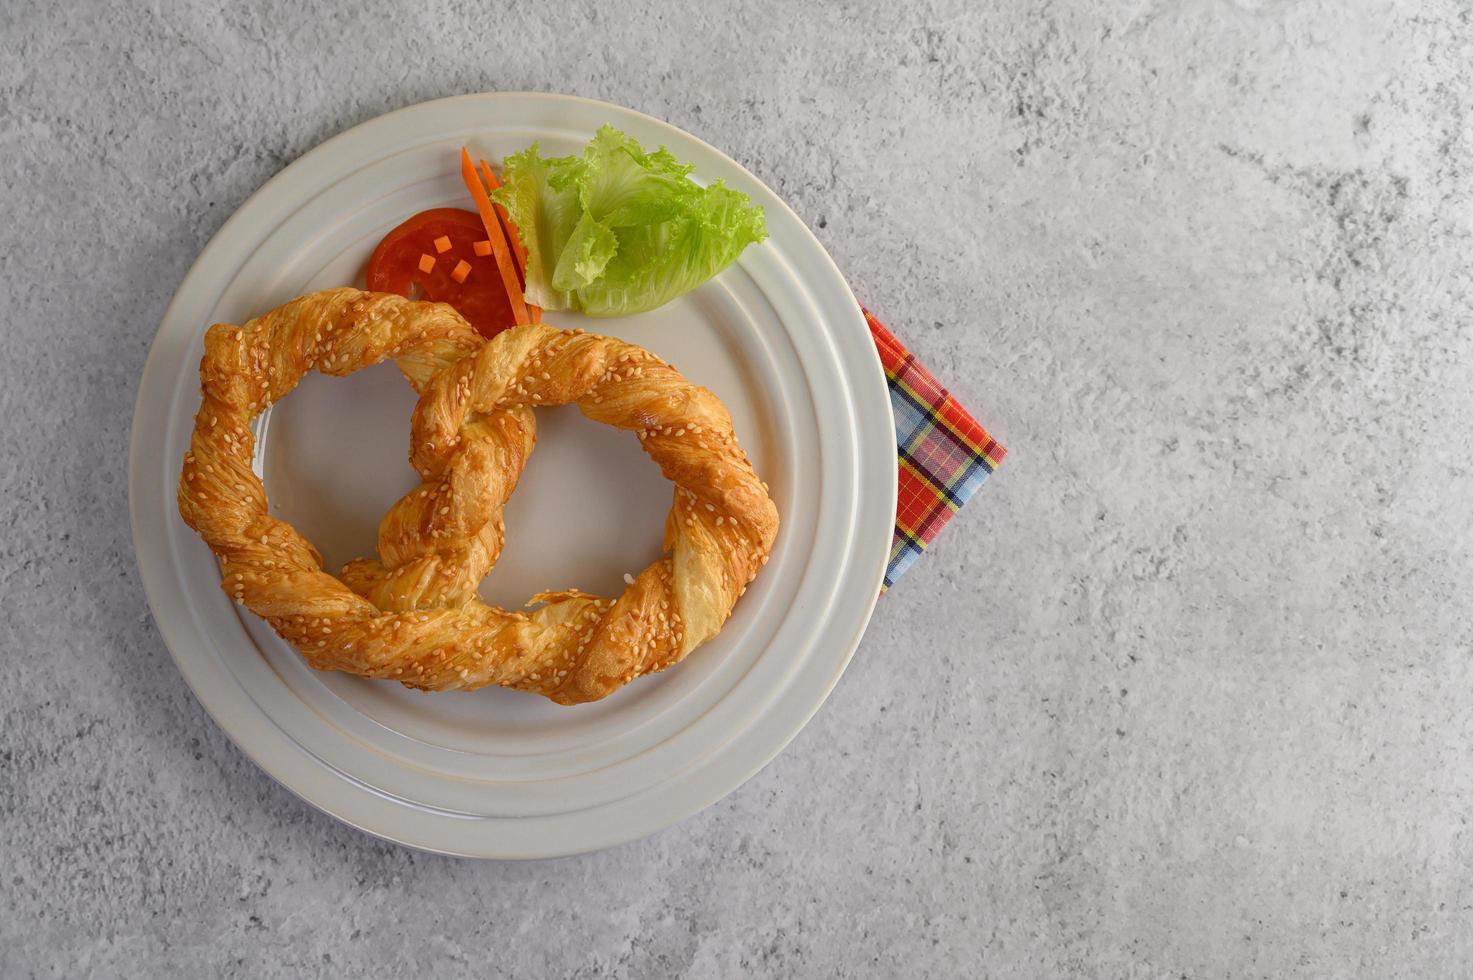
{"left": 365, "top": 207, "right": 516, "bottom": 339}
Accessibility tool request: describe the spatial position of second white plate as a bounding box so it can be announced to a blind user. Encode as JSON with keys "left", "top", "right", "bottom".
{"left": 129, "top": 93, "right": 895, "bottom": 857}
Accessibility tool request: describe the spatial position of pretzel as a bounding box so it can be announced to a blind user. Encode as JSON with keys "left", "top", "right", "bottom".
{"left": 177, "top": 288, "right": 779, "bottom": 704}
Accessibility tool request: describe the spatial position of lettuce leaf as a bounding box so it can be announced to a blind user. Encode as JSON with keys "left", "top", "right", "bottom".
{"left": 491, "top": 126, "right": 767, "bottom": 317}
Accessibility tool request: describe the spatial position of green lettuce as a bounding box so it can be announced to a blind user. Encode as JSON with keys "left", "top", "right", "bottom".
{"left": 491, "top": 126, "right": 767, "bottom": 317}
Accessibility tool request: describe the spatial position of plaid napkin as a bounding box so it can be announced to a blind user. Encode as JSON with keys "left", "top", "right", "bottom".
{"left": 864, "top": 308, "right": 1006, "bottom": 592}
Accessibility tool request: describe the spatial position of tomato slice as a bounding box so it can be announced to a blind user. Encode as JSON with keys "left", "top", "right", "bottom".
{"left": 365, "top": 208, "right": 516, "bottom": 339}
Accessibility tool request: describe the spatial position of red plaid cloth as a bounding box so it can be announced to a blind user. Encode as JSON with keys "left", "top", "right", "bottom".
{"left": 864, "top": 308, "right": 1006, "bottom": 592}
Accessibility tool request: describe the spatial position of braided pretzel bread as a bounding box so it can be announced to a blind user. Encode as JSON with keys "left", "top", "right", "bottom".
{"left": 178, "top": 288, "right": 778, "bottom": 704}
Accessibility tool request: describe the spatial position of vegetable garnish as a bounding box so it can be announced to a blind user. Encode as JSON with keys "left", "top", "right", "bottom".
{"left": 490, "top": 125, "right": 768, "bottom": 318}
{"left": 459, "top": 147, "right": 531, "bottom": 326}
{"left": 478, "top": 160, "right": 530, "bottom": 284}
{"left": 365, "top": 207, "right": 520, "bottom": 338}
{"left": 477, "top": 158, "right": 541, "bottom": 321}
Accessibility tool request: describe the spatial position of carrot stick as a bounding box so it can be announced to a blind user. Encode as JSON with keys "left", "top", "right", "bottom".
{"left": 478, "top": 159, "right": 540, "bottom": 322}
{"left": 477, "top": 161, "right": 529, "bottom": 275}
{"left": 459, "top": 147, "right": 530, "bottom": 326}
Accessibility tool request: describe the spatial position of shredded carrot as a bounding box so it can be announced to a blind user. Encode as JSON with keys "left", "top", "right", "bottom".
{"left": 433, "top": 235, "right": 452, "bottom": 254}
{"left": 460, "top": 147, "right": 530, "bottom": 325}
{"left": 418, "top": 254, "right": 436, "bottom": 273}
{"left": 477, "top": 159, "right": 541, "bottom": 323}
{"left": 450, "top": 259, "right": 471, "bottom": 284}
{"left": 472, "top": 240, "right": 492, "bottom": 257}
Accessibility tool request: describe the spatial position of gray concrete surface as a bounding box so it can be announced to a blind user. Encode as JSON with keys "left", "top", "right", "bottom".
{"left": 4, "top": 0, "right": 1473, "bottom": 976}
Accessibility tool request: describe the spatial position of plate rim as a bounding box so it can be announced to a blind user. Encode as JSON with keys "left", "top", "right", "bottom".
{"left": 129, "top": 92, "right": 896, "bottom": 858}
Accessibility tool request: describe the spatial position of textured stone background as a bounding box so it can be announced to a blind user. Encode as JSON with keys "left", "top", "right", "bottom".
{"left": 5, "top": 0, "right": 1473, "bottom": 976}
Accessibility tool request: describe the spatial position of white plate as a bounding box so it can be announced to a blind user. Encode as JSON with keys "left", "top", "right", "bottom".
{"left": 129, "top": 93, "right": 895, "bottom": 858}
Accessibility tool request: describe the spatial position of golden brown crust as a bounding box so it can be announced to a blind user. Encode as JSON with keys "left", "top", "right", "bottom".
{"left": 177, "top": 288, "right": 778, "bottom": 704}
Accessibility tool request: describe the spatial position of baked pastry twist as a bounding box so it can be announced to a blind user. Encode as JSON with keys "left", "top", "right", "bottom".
{"left": 178, "top": 288, "right": 778, "bottom": 704}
